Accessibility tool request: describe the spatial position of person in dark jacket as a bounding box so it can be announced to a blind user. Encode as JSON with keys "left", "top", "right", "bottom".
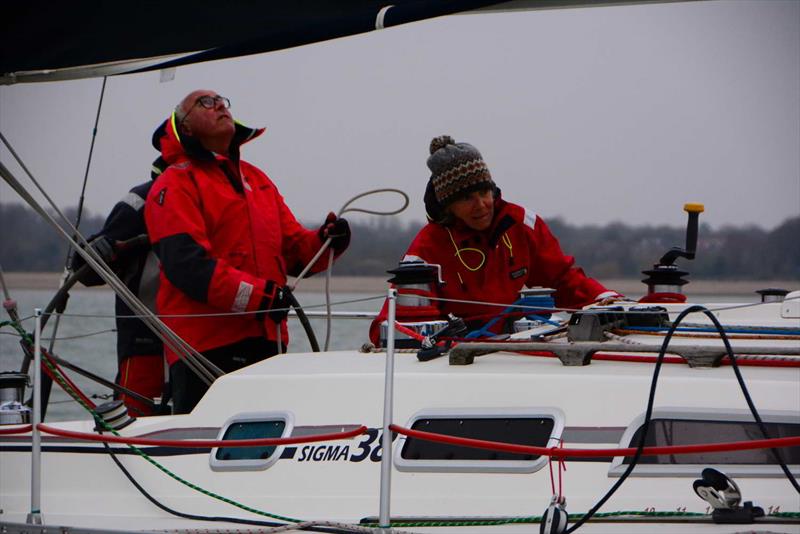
{"left": 71, "top": 160, "right": 166, "bottom": 416}
{"left": 145, "top": 89, "right": 350, "bottom": 413}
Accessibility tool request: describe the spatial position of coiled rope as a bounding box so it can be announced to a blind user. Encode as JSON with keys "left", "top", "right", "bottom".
{"left": 290, "top": 188, "right": 409, "bottom": 350}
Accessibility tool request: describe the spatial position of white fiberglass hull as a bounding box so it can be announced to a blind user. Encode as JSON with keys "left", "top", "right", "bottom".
{"left": 1, "top": 299, "right": 799, "bottom": 533}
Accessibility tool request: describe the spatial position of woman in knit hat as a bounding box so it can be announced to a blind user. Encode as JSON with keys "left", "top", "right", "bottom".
{"left": 369, "top": 135, "right": 621, "bottom": 343}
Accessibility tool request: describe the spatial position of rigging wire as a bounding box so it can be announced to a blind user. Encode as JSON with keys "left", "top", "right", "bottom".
{"left": 0, "top": 142, "right": 221, "bottom": 387}
{"left": 33, "top": 78, "right": 112, "bottom": 418}
{"left": 74, "top": 77, "right": 108, "bottom": 234}
{"left": 47, "top": 76, "right": 109, "bottom": 355}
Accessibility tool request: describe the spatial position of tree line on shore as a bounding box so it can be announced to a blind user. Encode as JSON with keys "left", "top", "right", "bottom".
{"left": 1, "top": 203, "right": 798, "bottom": 280}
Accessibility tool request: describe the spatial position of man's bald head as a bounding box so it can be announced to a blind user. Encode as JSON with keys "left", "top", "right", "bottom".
{"left": 174, "top": 89, "right": 235, "bottom": 155}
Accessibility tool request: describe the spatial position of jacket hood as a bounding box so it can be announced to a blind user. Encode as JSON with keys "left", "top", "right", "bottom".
{"left": 151, "top": 114, "right": 265, "bottom": 164}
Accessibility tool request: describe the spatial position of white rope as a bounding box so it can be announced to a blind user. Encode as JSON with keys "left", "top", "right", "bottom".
{"left": 25, "top": 295, "right": 386, "bottom": 320}
{"left": 605, "top": 331, "right": 647, "bottom": 345}
{"left": 0, "top": 328, "right": 117, "bottom": 341}
{"left": 289, "top": 188, "right": 409, "bottom": 286}
{"left": 289, "top": 188, "right": 409, "bottom": 351}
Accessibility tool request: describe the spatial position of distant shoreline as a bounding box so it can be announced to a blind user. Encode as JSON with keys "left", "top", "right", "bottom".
{"left": 3, "top": 272, "right": 796, "bottom": 295}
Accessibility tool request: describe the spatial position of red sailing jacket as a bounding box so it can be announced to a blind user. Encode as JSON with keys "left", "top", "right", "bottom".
{"left": 369, "top": 198, "right": 616, "bottom": 344}
{"left": 146, "top": 116, "right": 339, "bottom": 365}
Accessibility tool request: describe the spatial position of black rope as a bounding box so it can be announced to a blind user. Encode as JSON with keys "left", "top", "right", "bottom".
{"left": 700, "top": 307, "right": 800, "bottom": 493}
{"left": 285, "top": 286, "right": 320, "bottom": 352}
{"left": 102, "top": 442, "right": 364, "bottom": 533}
{"left": 566, "top": 304, "right": 799, "bottom": 532}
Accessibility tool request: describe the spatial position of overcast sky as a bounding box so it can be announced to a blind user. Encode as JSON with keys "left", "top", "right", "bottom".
{"left": 1, "top": 0, "right": 798, "bottom": 233}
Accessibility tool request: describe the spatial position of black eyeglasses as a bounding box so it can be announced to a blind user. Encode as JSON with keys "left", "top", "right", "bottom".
{"left": 176, "top": 95, "right": 232, "bottom": 131}
{"left": 194, "top": 95, "right": 231, "bottom": 109}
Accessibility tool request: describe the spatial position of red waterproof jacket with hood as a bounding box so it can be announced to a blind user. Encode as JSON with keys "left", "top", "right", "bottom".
{"left": 146, "top": 116, "right": 339, "bottom": 365}
{"left": 369, "top": 194, "right": 617, "bottom": 344}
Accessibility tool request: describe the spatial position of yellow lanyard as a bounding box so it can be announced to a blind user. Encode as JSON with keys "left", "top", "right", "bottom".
{"left": 501, "top": 233, "right": 513, "bottom": 259}
{"left": 446, "top": 228, "right": 513, "bottom": 272}
{"left": 447, "top": 227, "right": 485, "bottom": 271}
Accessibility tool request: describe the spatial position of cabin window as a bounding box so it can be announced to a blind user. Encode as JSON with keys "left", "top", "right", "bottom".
{"left": 394, "top": 408, "right": 564, "bottom": 473}
{"left": 210, "top": 411, "right": 294, "bottom": 471}
{"left": 609, "top": 410, "right": 800, "bottom": 477}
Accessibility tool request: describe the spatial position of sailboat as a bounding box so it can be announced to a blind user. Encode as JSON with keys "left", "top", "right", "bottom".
{"left": 1, "top": 1, "right": 798, "bottom": 533}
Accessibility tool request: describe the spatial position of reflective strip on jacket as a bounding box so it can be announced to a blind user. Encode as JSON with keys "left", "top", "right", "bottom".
{"left": 146, "top": 117, "right": 335, "bottom": 365}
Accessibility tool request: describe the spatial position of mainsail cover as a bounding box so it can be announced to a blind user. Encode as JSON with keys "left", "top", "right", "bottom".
{"left": 1, "top": 0, "right": 504, "bottom": 84}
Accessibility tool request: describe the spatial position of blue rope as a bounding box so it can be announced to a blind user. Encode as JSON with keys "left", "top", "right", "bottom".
{"left": 465, "top": 295, "right": 558, "bottom": 338}
{"left": 625, "top": 325, "right": 800, "bottom": 336}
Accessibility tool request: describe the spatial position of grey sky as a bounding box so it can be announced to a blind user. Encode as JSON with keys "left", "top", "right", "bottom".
{"left": 1, "top": 0, "right": 798, "bottom": 232}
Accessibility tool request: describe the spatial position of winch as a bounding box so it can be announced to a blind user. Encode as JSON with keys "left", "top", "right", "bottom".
{"left": 379, "top": 259, "right": 447, "bottom": 348}
{"left": 641, "top": 203, "right": 704, "bottom": 300}
{"left": 0, "top": 371, "right": 30, "bottom": 425}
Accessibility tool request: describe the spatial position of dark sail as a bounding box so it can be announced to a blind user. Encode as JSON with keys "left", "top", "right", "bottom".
{"left": 1, "top": 0, "right": 504, "bottom": 84}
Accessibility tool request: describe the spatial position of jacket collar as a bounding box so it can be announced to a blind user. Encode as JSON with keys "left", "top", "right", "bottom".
{"left": 152, "top": 115, "right": 265, "bottom": 165}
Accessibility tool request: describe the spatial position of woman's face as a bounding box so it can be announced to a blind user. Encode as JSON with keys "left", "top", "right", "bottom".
{"left": 448, "top": 188, "right": 494, "bottom": 231}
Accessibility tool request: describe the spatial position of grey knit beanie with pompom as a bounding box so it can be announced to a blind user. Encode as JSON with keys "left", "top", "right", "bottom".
{"left": 427, "top": 135, "right": 493, "bottom": 205}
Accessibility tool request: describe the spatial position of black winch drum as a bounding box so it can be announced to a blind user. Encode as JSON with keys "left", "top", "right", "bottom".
{"left": 0, "top": 371, "right": 31, "bottom": 425}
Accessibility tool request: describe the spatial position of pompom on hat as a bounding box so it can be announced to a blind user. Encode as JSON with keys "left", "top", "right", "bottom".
{"left": 427, "top": 135, "right": 494, "bottom": 205}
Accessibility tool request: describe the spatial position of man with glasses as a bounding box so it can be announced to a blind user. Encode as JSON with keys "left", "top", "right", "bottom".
{"left": 146, "top": 89, "right": 350, "bottom": 413}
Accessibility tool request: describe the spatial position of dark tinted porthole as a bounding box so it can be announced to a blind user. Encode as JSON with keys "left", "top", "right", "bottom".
{"left": 215, "top": 420, "right": 286, "bottom": 462}
{"left": 623, "top": 419, "right": 800, "bottom": 465}
{"left": 401, "top": 417, "right": 554, "bottom": 461}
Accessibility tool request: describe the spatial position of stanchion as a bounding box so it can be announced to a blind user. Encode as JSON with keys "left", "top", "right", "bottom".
{"left": 378, "top": 288, "right": 397, "bottom": 531}
{"left": 27, "top": 308, "right": 43, "bottom": 525}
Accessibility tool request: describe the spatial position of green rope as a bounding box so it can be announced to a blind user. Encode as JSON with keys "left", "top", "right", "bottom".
{"left": 775, "top": 511, "right": 800, "bottom": 518}
{"left": 117, "top": 442, "right": 304, "bottom": 524}
{"left": 365, "top": 509, "right": 800, "bottom": 528}
{"left": 28, "top": 334, "right": 310, "bottom": 526}
{"left": 363, "top": 517, "right": 541, "bottom": 528}
{"left": 1, "top": 320, "right": 27, "bottom": 337}
{"left": 589, "top": 510, "right": 705, "bottom": 518}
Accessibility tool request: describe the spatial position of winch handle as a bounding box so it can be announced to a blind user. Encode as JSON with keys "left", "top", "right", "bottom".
{"left": 683, "top": 202, "right": 704, "bottom": 259}
{"left": 659, "top": 202, "right": 704, "bottom": 265}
